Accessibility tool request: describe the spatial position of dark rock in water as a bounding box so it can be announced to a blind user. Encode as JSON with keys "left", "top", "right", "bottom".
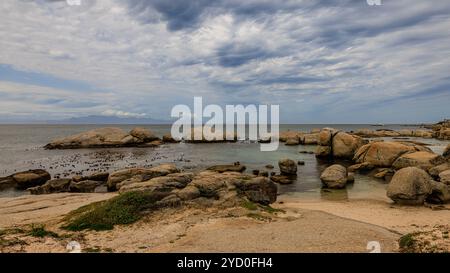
{"left": 69, "top": 180, "right": 101, "bottom": 193}
{"left": 297, "top": 161, "right": 305, "bottom": 166}
{"left": 347, "top": 172, "right": 355, "bottom": 183}
{"left": 265, "top": 164, "right": 274, "bottom": 169}
{"left": 207, "top": 164, "right": 246, "bottom": 173}
{"left": 271, "top": 174, "right": 296, "bottom": 184}
{"left": 28, "top": 179, "right": 71, "bottom": 195}
{"left": 259, "top": 171, "right": 269, "bottom": 177}
{"left": 0, "top": 176, "right": 17, "bottom": 191}
{"left": 12, "top": 169, "right": 51, "bottom": 190}
{"left": 252, "top": 170, "right": 260, "bottom": 175}
{"left": 278, "top": 159, "right": 297, "bottom": 175}
{"left": 270, "top": 172, "right": 276, "bottom": 176}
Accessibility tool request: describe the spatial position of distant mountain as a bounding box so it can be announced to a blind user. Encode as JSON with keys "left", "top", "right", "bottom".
{"left": 47, "top": 115, "right": 171, "bottom": 124}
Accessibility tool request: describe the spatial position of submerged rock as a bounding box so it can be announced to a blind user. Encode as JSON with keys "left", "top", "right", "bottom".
{"left": 386, "top": 167, "right": 433, "bottom": 205}
{"left": 320, "top": 164, "right": 348, "bottom": 189}
{"left": 278, "top": 159, "right": 297, "bottom": 175}
{"left": 207, "top": 164, "right": 246, "bottom": 173}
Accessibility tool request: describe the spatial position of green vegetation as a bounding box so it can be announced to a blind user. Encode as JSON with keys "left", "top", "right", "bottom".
{"left": 63, "top": 191, "right": 167, "bottom": 231}
{"left": 399, "top": 233, "right": 416, "bottom": 251}
{"left": 29, "top": 224, "right": 59, "bottom": 238}
{"left": 241, "top": 200, "right": 285, "bottom": 214}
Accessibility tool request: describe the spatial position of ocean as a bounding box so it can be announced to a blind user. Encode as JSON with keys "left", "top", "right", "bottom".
{"left": 1, "top": 124, "right": 448, "bottom": 199}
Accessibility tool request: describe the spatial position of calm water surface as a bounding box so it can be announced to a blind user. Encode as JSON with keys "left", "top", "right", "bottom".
{"left": 0, "top": 124, "right": 448, "bottom": 199}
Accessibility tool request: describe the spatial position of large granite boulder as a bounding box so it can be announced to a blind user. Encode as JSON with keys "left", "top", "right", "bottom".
{"left": 278, "top": 159, "right": 297, "bottom": 175}
{"left": 107, "top": 163, "right": 179, "bottom": 191}
{"left": 234, "top": 177, "right": 277, "bottom": 205}
{"left": 386, "top": 167, "right": 433, "bottom": 205}
{"left": 392, "top": 151, "right": 445, "bottom": 171}
{"left": 353, "top": 142, "right": 431, "bottom": 167}
{"left": 320, "top": 164, "right": 348, "bottom": 189}
{"left": 12, "top": 169, "right": 51, "bottom": 190}
{"left": 315, "top": 129, "right": 366, "bottom": 159}
{"left": 332, "top": 132, "right": 366, "bottom": 158}
{"left": 119, "top": 173, "right": 194, "bottom": 194}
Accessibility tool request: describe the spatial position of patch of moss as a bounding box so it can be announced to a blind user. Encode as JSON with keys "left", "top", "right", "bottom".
{"left": 246, "top": 213, "right": 271, "bottom": 221}
{"left": 29, "top": 224, "right": 59, "bottom": 238}
{"left": 259, "top": 205, "right": 285, "bottom": 214}
{"left": 399, "top": 233, "right": 416, "bottom": 251}
{"left": 241, "top": 200, "right": 258, "bottom": 210}
{"left": 63, "top": 191, "right": 168, "bottom": 231}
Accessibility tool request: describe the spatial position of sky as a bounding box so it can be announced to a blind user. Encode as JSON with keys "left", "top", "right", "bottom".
{"left": 0, "top": 0, "right": 449, "bottom": 124}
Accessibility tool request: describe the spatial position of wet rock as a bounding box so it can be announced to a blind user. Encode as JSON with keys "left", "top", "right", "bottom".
{"left": 252, "top": 170, "right": 260, "bottom": 175}
{"left": 297, "top": 160, "right": 305, "bottom": 166}
{"left": 348, "top": 162, "right": 375, "bottom": 173}
{"left": 347, "top": 172, "right": 355, "bottom": 183}
{"left": 207, "top": 164, "right": 246, "bottom": 173}
{"left": 12, "top": 169, "right": 51, "bottom": 190}
{"left": 278, "top": 159, "right": 297, "bottom": 175}
{"left": 0, "top": 177, "right": 16, "bottom": 191}
{"left": 373, "top": 168, "right": 394, "bottom": 181}
{"left": 69, "top": 180, "right": 102, "bottom": 193}
{"left": 265, "top": 164, "right": 274, "bottom": 169}
{"left": 270, "top": 174, "right": 295, "bottom": 184}
{"left": 28, "top": 179, "right": 71, "bottom": 195}
{"left": 259, "top": 171, "right": 269, "bottom": 177}
{"left": 386, "top": 167, "right": 433, "bottom": 205}
{"left": 320, "top": 164, "right": 348, "bottom": 189}
{"left": 392, "top": 151, "right": 445, "bottom": 171}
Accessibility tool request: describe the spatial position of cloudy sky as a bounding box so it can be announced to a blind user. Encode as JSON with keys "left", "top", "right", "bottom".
{"left": 0, "top": 0, "right": 449, "bottom": 123}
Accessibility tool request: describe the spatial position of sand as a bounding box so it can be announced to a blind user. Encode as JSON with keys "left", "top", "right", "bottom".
{"left": 1, "top": 192, "right": 449, "bottom": 253}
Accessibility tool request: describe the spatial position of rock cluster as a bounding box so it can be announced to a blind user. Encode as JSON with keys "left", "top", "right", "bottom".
{"left": 45, "top": 127, "right": 162, "bottom": 149}
{"left": 315, "top": 128, "right": 366, "bottom": 159}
